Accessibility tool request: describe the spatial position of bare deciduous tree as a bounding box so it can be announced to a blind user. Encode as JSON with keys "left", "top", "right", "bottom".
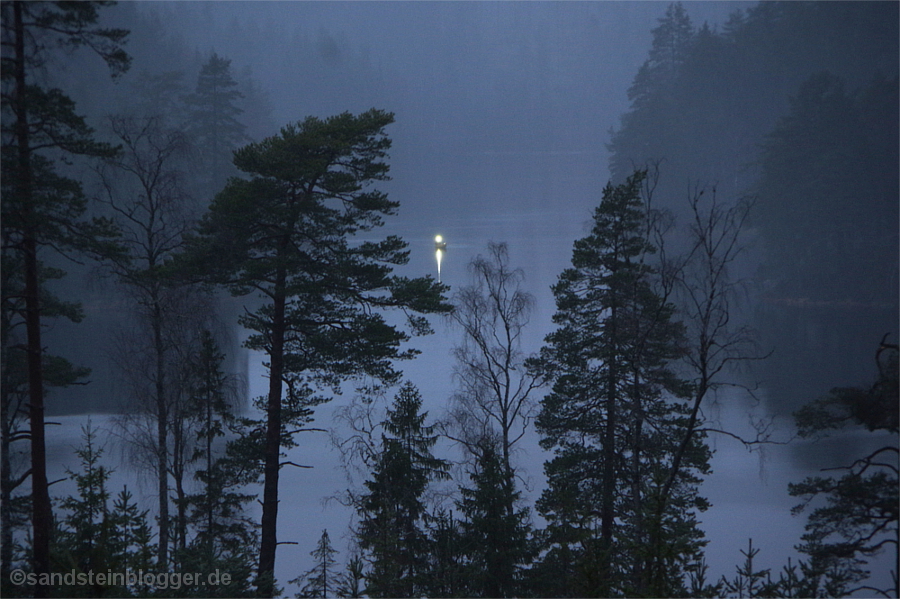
{"left": 96, "top": 114, "right": 196, "bottom": 567}
{"left": 446, "top": 242, "right": 542, "bottom": 505}
{"left": 647, "top": 185, "right": 767, "bottom": 588}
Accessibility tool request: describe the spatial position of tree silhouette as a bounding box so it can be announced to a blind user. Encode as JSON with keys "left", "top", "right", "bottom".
{"left": 182, "top": 110, "right": 450, "bottom": 596}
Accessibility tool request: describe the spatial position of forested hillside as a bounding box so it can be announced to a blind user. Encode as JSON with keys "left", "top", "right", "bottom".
{"left": 608, "top": 2, "right": 899, "bottom": 410}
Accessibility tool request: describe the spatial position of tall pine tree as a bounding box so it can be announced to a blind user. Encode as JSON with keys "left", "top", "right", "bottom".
{"left": 182, "top": 110, "right": 451, "bottom": 596}
{"left": 0, "top": 3, "right": 128, "bottom": 591}
{"left": 533, "top": 171, "right": 710, "bottom": 597}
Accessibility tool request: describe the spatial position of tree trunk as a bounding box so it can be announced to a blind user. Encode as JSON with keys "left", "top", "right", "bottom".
{"left": 0, "top": 388, "right": 15, "bottom": 584}
{"left": 206, "top": 387, "right": 214, "bottom": 549}
{"left": 153, "top": 298, "right": 169, "bottom": 568}
{"left": 257, "top": 260, "right": 287, "bottom": 597}
{"left": 14, "top": 4, "right": 51, "bottom": 595}
{"left": 630, "top": 369, "right": 646, "bottom": 594}
{"left": 172, "top": 415, "right": 186, "bottom": 553}
{"left": 600, "top": 303, "right": 618, "bottom": 596}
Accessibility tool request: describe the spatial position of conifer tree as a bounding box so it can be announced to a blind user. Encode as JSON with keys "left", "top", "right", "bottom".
{"left": 457, "top": 442, "right": 532, "bottom": 598}
{"left": 107, "top": 487, "right": 156, "bottom": 581}
{"left": 422, "top": 509, "right": 467, "bottom": 598}
{"left": 290, "top": 529, "right": 341, "bottom": 598}
{"left": 624, "top": 3, "right": 693, "bottom": 112}
{"left": 336, "top": 555, "right": 366, "bottom": 599}
{"left": 54, "top": 425, "right": 156, "bottom": 597}
{"left": 186, "top": 52, "right": 247, "bottom": 191}
{"left": 788, "top": 339, "right": 899, "bottom": 597}
{"left": 357, "top": 382, "right": 450, "bottom": 598}
{"left": 0, "top": 257, "right": 89, "bottom": 589}
{"left": 179, "top": 330, "right": 257, "bottom": 596}
{"left": 0, "top": 4, "right": 128, "bottom": 591}
{"left": 182, "top": 110, "right": 451, "bottom": 596}
{"left": 533, "top": 170, "right": 710, "bottom": 597}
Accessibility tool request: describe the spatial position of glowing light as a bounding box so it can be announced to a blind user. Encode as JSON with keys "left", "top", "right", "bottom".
{"left": 434, "top": 235, "right": 447, "bottom": 282}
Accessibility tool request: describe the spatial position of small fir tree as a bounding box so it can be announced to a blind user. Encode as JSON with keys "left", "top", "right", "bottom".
{"left": 179, "top": 330, "right": 257, "bottom": 597}
{"left": 54, "top": 425, "right": 157, "bottom": 597}
{"left": 357, "top": 382, "right": 450, "bottom": 598}
{"left": 290, "top": 529, "right": 340, "bottom": 598}
{"left": 335, "top": 554, "right": 366, "bottom": 599}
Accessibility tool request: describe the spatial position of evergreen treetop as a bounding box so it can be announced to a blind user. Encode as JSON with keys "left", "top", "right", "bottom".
{"left": 358, "top": 382, "right": 450, "bottom": 598}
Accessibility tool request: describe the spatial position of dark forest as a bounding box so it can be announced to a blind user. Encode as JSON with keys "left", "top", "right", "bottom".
{"left": 1, "top": 2, "right": 897, "bottom": 597}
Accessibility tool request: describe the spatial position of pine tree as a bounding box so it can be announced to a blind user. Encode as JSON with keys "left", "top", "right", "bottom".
{"left": 0, "top": 256, "right": 89, "bottom": 589}
{"left": 0, "top": 5, "right": 128, "bottom": 589}
{"left": 182, "top": 110, "right": 451, "bottom": 596}
{"left": 788, "top": 339, "right": 899, "bottom": 597}
{"left": 290, "top": 529, "right": 341, "bottom": 598}
{"left": 533, "top": 170, "right": 710, "bottom": 597}
{"left": 357, "top": 382, "right": 450, "bottom": 598}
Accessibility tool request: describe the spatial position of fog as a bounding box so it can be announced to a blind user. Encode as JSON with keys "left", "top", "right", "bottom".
{"left": 9, "top": 1, "right": 898, "bottom": 597}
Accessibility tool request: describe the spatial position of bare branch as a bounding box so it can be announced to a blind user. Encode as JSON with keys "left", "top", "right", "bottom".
{"left": 280, "top": 461, "right": 313, "bottom": 469}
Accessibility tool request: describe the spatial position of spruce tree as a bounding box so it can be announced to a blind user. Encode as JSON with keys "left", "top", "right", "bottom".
{"left": 357, "top": 382, "right": 450, "bottom": 598}
{"left": 179, "top": 330, "right": 257, "bottom": 596}
{"left": 422, "top": 509, "right": 466, "bottom": 598}
{"left": 186, "top": 52, "right": 247, "bottom": 191}
{"left": 290, "top": 529, "right": 341, "bottom": 598}
{"left": 55, "top": 425, "right": 156, "bottom": 598}
{"left": 628, "top": 3, "right": 693, "bottom": 104}
{"left": 457, "top": 442, "right": 532, "bottom": 598}
{"left": 533, "top": 170, "right": 710, "bottom": 597}
{"left": 335, "top": 555, "right": 366, "bottom": 599}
